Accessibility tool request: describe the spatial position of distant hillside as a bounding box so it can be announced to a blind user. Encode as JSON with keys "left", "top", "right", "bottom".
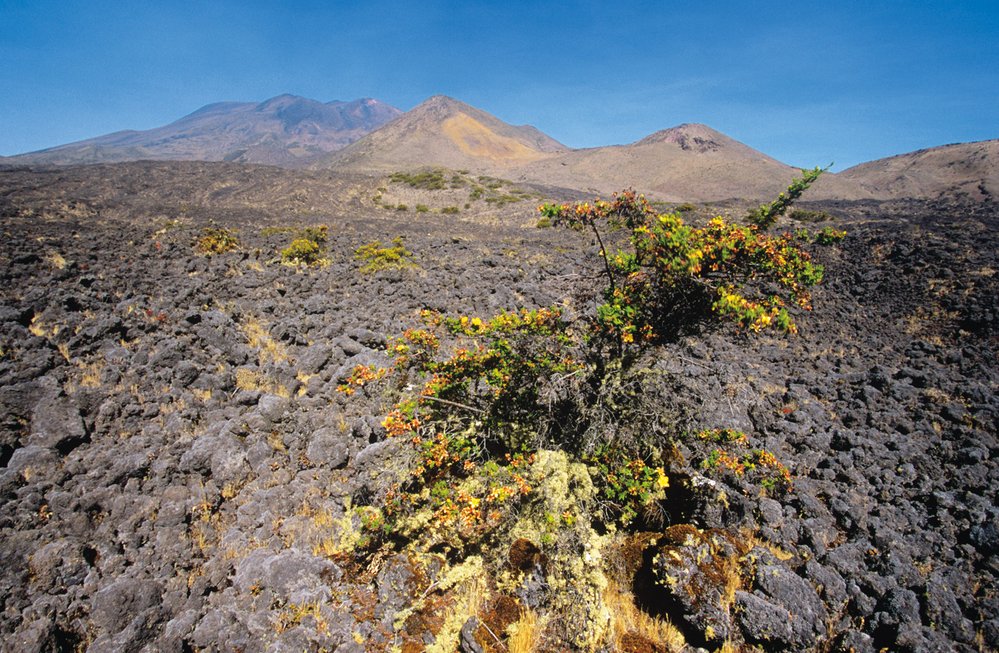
{"left": 5, "top": 91, "right": 994, "bottom": 204}
{"left": 515, "top": 124, "right": 866, "bottom": 203}
{"left": 316, "top": 95, "right": 568, "bottom": 174}
{"left": 839, "top": 139, "right": 999, "bottom": 201}
{"left": 318, "top": 102, "right": 871, "bottom": 202}
{"left": 7, "top": 95, "right": 402, "bottom": 167}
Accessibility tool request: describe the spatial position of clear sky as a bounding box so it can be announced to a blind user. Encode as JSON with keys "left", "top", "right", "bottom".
{"left": 1, "top": 0, "right": 996, "bottom": 169}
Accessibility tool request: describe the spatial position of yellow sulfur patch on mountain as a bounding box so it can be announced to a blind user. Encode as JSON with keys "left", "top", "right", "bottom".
{"left": 441, "top": 114, "right": 551, "bottom": 164}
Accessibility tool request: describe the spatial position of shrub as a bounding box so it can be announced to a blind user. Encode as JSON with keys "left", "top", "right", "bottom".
{"left": 538, "top": 168, "right": 826, "bottom": 347}
{"left": 390, "top": 170, "right": 448, "bottom": 190}
{"left": 813, "top": 225, "right": 847, "bottom": 245}
{"left": 441, "top": 206, "right": 460, "bottom": 214}
{"left": 333, "top": 172, "right": 828, "bottom": 648}
{"left": 280, "top": 238, "right": 322, "bottom": 265}
{"left": 536, "top": 216, "right": 552, "bottom": 229}
{"left": 195, "top": 227, "right": 239, "bottom": 255}
{"left": 415, "top": 204, "right": 430, "bottom": 213}
{"left": 746, "top": 166, "right": 824, "bottom": 230}
{"left": 396, "top": 204, "right": 408, "bottom": 211}
{"left": 354, "top": 237, "right": 415, "bottom": 273}
{"left": 277, "top": 224, "right": 328, "bottom": 266}
{"left": 301, "top": 224, "right": 328, "bottom": 244}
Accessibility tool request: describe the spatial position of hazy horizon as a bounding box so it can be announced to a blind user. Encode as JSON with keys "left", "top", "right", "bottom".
{"left": 2, "top": 1, "right": 997, "bottom": 170}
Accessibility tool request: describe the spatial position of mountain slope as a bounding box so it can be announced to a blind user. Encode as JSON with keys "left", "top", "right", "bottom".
{"left": 317, "top": 95, "right": 568, "bottom": 174}
{"left": 839, "top": 139, "right": 999, "bottom": 200}
{"left": 8, "top": 95, "right": 402, "bottom": 167}
{"left": 514, "top": 124, "right": 868, "bottom": 202}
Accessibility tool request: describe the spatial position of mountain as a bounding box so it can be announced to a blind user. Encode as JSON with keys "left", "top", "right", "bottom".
{"left": 5, "top": 90, "right": 993, "bottom": 203}
{"left": 315, "top": 95, "right": 568, "bottom": 173}
{"left": 7, "top": 95, "right": 402, "bottom": 167}
{"left": 320, "top": 102, "right": 867, "bottom": 202}
{"left": 839, "top": 139, "right": 999, "bottom": 201}
{"left": 510, "top": 123, "right": 867, "bottom": 202}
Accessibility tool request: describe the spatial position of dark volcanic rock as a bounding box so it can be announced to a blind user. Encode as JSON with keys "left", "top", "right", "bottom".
{"left": 0, "top": 166, "right": 997, "bottom": 652}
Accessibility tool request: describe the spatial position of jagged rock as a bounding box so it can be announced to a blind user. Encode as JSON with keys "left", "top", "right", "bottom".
{"left": 306, "top": 426, "right": 350, "bottom": 468}
{"left": 652, "top": 525, "right": 741, "bottom": 645}
{"left": 0, "top": 174, "right": 996, "bottom": 652}
{"left": 734, "top": 590, "right": 794, "bottom": 647}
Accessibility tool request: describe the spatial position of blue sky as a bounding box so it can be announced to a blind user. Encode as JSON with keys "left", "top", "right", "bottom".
{"left": 1, "top": 0, "right": 996, "bottom": 169}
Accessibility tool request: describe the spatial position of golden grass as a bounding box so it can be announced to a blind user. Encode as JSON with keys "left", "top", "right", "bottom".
{"left": 235, "top": 368, "right": 290, "bottom": 397}
{"left": 605, "top": 580, "right": 686, "bottom": 653}
{"left": 507, "top": 608, "right": 543, "bottom": 653}
{"left": 718, "top": 553, "right": 742, "bottom": 611}
{"left": 241, "top": 317, "right": 288, "bottom": 365}
{"left": 274, "top": 601, "right": 328, "bottom": 635}
{"left": 45, "top": 251, "right": 67, "bottom": 270}
{"left": 425, "top": 560, "right": 487, "bottom": 653}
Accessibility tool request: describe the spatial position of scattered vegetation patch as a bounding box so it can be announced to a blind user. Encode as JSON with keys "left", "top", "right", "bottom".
{"left": 789, "top": 207, "right": 834, "bottom": 223}
{"left": 354, "top": 237, "right": 415, "bottom": 273}
{"left": 273, "top": 224, "right": 329, "bottom": 266}
{"left": 390, "top": 169, "right": 463, "bottom": 190}
{"left": 280, "top": 238, "right": 323, "bottom": 266}
{"left": 332, "top": 170, "right": 831, "bottom": 649}
{"left": 195, "top": 226, "right": 239, "bottom": 255}
{"left": 386, "top": 168, "right": 539, "bottom": 210}
{"left": 813, "top": 225, "right": 847, "bottom": 245}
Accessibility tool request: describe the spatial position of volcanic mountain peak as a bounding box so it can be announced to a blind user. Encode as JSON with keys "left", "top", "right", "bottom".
{"left": 318, "top": 95, "right": 568, "bottom": 173}
{"left": 635, "top": 123, "right": 732, "bottom": 151}
{"left": 8, "top": 94, "right": 402, "bottom": 167}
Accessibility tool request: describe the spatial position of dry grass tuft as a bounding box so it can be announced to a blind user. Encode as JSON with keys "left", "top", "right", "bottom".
{"left": 605, "top": 580, "right": 686, "bottom": 652}
{"left": 507, "top": 608, "right": 543, "bottom": 653}
{"left": 241, "top": 317, "right": 288, "bottom": 365}
{"left": 235, "top": 368, "right": 290, "bottom": 397}
{"left": 45, "top": 251, "right": 67, "bottom": 270}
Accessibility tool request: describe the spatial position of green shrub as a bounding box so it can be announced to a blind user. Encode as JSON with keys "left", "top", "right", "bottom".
{"left": 539, "top": 168, "right": 826, "bottom": 346}
{"left": 674, "top": 202, "right": 697, "bottom": 213}
{"left": 441, "top": 206, "right": 460, "bottom": 214}
{"left": 396, "top": 204, "right": 408, "bottom": 211}
{"left": 415, "top": 204, "right": 429, "bottom": 213}
{"left": 813, "top": 225, "right": 847, "bottom": 245}
{"left": 536, "top": 216, "right": 552, "bottom": 229}
{"left": 354, "top": 237, "right": 415, "bottom": 273}
{"left": 281, "top": 238, "right": 322, "bottom": 265}
{"left": 389, "top": 170, "right": 447, "bottom": 190}
{"left": 746, "top": 166, "right": 824, "bottom": 230}
{"left": 332, "top": 173, "right": 826, "bottom": 647}
{"left": 195, "top": 227, "right": 239, "bottom": 255}
{"left": 301, "top": 225, "right": 328, "bottom": 244}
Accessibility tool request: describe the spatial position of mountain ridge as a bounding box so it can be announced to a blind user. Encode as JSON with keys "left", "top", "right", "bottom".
{"left": 4, "top": 93, "right": 995, "bottom": 203}
{"left": 839, "top": 138, "right": 999, "bottom": 200}
{"left": 313, "top": 95, "right": 568, "bottom": 174}
{"left": 7, "top": 95, "right": 403, "bottom": 167}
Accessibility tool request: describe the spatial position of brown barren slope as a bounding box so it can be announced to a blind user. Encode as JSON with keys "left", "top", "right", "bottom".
{"left": 514, "top": 123, "right": 869, "bottom": 203}
{"left": 839, "top": 138, "right": 999, "bottom": 200}
{"left": 316, "top": 95, "right": 568, "bottom": 174}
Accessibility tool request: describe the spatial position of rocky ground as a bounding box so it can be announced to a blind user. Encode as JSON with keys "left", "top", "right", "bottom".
{"left": 0, "top": 164, "right": 996, "bottom": 652}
